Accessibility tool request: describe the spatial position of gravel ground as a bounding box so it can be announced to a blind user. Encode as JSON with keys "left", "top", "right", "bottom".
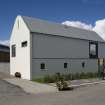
{"left": 0, "top": 82, "right": 105, "bottom": 105}
{"left": 0, "top": 80, "right": 28, "bottom": 97}
{"left": 0, "top": 72, "right": 14, "bottom": 79}
{"left": 0, "top": 72, "right": 105, "bottom": 105}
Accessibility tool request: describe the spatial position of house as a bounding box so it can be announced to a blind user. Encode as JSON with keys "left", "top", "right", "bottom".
{"left": 10, "top": 15, "right": 105, "bottom": 80}
{"left": 0, "top": 44, "right": 10, "bottom": 74}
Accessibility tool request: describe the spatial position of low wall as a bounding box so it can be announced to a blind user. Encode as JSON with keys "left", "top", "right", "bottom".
{"left": 0, "top": 62, "right": 10, "bottom": 74}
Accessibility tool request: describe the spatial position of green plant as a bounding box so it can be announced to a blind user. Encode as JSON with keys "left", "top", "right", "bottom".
{"left": 33, "top": 72, "right": 99, "bottom": 83}
{"left": 74, "top": 72, "right": 80, "bottom": 79}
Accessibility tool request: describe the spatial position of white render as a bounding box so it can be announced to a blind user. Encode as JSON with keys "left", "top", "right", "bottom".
{"left": 10, "top": 16, "right": 32, "bottom": 80}
{"left": 10, "top": 15, "right": 105, "bottom": 80}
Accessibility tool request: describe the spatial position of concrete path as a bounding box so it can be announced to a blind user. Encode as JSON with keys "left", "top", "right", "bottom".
{"left": 4, "top": 78, "right": 58, "bottom": 94}
{"left": 0, "top": 80, "right": 27, "bottom": 97}
{"left": 70, "top": 79, "right": 105, "bottom": 88}
{"left": 5, "top": 78, "right": 105, "bottom": 94}
{"left": 49, "top": 78, "right": 105, "bottom": 89}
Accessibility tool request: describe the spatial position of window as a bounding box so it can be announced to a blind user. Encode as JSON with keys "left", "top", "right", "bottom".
{"left": 21, "top": 41, "right": 27, "bottom": 47}
{"left": 64, "top": 63, "right": 68, "bottom": 68}
{"left": 89, "top": 42, "right": 98, "bottom": 58}
{"left": 40, "top": 63, "right": 45, "bottom": 70}
{"left": 11, "top": 45, "right": 16, "bottom": 57}
{"left": 17, "top": 20, "right": 19, "bottom": 29}
{"left": 82, "top": 62, "right": 85, "bottom": 68}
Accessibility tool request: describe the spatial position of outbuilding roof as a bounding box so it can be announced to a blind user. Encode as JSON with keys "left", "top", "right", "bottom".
{"left": 0, "top": 44, "right": 10, "bottom": 53}
{"left": 22, "top": 16, "right": 104, "bottom": 42}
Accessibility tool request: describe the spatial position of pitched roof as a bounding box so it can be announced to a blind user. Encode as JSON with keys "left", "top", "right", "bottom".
{"left": 22, "top": 16, "right": 104, "bottom": 42}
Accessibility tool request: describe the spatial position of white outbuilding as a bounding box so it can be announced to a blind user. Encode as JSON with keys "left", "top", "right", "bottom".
{"left": 10, "top": 15, "right": 105, "bottom": 80}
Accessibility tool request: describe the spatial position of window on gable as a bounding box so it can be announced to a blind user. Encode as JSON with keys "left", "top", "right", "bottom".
{"left": 64, "top": 63, "right": 68, "bottom": 69}
{"left": 21, "top": 41, "right": 27, "bottom": 47}
{"left": 11, "top": 45, "right": 16, "bottom": 57}
{"left": 17, "top": 20, "right": 19, "bottom": 29}
{"left": 89, "top": 42, "right": 98, "bottom": 59}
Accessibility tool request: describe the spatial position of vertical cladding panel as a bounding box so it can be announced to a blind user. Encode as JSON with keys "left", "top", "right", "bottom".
{"left": 32, "top": 59, "right": 98, "bottom": 79}
{"left": 70, "top": 59, "right": 98, "bottom": 73}
{"left": 98, "top": 42, "right": 105, "bottom": 58}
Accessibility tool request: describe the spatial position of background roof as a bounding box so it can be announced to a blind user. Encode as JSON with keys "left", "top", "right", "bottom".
{"left": 0, "top": 44, "right": 9, "bottom": 53}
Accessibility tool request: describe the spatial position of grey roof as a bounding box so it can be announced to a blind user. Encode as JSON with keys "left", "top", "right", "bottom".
{"left": 22, "top": 16, "right": 104, "bottom": 42}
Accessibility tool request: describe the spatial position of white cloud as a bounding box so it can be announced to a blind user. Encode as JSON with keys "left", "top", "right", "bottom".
{"left": 0, "top": 40, "right": 10, "bottom": 46}
{"left": 93, "top": 19, "right": 105, "bottom": 40}
{"left": 62, "top": 19, "right": 105, "bottom": 40}
{"left": 62, "top": 21, "right": 92, "bottom": 30}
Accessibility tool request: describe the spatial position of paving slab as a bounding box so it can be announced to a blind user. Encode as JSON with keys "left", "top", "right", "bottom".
{"left": 0, "top": 80, "right": 27, "bottom": 97}
{"left": 49, "top": 78, "right": 105, "bottom": 89}
{"left": 4, "top": 78, "right": 58, "bottom": 94}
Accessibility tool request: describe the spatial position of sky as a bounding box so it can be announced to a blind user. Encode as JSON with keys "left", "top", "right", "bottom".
{"left": 0, "top": 0, "right": 105, "bottom": 45}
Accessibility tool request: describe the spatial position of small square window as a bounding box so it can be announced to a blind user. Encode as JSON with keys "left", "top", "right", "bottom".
{"left": 21, "top": 41, "right": 27, "bottom": 47}
{"left": 64, "top": 63, "right": 68, "bottom": 68}
{"left": 40, "top": 63, "right": 45, "bottom": 70}
{"left": 82, "top": 62, "right": 85, "bottom": 68}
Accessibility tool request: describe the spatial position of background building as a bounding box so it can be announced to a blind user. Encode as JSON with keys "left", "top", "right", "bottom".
{"left": 0, "top": 44, "right": 10, "bottom": 74}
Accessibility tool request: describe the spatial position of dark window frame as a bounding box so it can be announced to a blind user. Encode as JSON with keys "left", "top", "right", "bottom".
{"left": 11, "top": 44, "right": 16, "bottom": 57}
{"left": 40, "top": 63, "right": 45, "bottom": 70}
{"left": 82, "top": 62, "right": 85, "bottom": 68}
{"left": 21, "top": 41, "right": 27, "bottom": 47}
{"left": 89, "top": 42, "right": 98, "bottom": 59}
{"left": 64, "top": 62, "right": 68, "bottom": 69}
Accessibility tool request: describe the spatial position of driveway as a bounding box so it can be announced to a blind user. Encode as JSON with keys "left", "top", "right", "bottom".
{"left": 0, "top": 72, "right": 27, "bottom": 95}
{"left": 0, "top": 80, "right": 105, "bottom": 105}
{"left": 0, "top": 72, "right": 105, "bottom": 105}
{"left": 0, "top": 80, "right": 27, "bottom": 97}
{"left": 0, "top": 72, "right": 27, "bottom": 96}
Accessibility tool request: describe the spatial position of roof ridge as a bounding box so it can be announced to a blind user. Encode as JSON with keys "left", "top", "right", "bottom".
{"left": 22, "top": 15, "right": 96, "bottom": 33}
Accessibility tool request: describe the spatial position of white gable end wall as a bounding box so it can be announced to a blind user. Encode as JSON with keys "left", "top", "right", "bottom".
{"left": 10, "top": 16, "right": 31, "bottom": 80}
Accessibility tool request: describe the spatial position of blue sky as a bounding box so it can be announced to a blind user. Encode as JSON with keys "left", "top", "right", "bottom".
{"left": 0, "top": 0, "right": 105, "bottom": 41}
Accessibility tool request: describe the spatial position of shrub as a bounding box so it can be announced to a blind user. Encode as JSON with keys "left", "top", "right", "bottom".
{"left": 63, "top": 74, "right": 72, "bottom": 81}
{"left": 33, "top": 72, "right": 99, "bottom": 83}
{"left": 74, "top": 72, "right": 80, "bottom": 79}
{"left": 43, "top": 75, "right": 57, "bottom": 83}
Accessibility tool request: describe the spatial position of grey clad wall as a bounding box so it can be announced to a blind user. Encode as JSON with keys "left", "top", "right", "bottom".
{"left": 32, "top": 33, "right": 89, "bottom": 59}
{"left": 98, "top": 42, "right": 105, "bottom": 58}
{"left": 31, "top": 33, "right": 99, "bottom": 79}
